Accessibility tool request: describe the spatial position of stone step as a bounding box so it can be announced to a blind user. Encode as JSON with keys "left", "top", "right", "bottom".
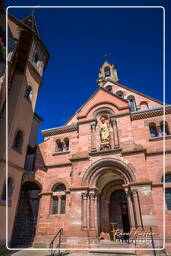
{"left": 88, "top": 251, "right": 136, "bottom": 256}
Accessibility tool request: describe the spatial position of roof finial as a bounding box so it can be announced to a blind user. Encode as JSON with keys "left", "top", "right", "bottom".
{"left": 100, "top": 52, "right": 112, "bottom": 61}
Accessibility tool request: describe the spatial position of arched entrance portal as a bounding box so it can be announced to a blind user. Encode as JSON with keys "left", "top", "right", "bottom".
{"left": 81, "top": 158, "right": 138, "bottom": 240}
{"left": 11, "top": 181, "right": 41, "bottom": 247}
{"left": 97, "top": 172, "right": 130, "bottom": 239}
{"left": 109, "top": 190, "right": 130, "bottom": 234}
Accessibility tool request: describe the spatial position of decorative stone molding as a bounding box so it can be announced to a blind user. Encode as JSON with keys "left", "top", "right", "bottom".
{"left": 52, "top": 151, "right": 70, "bottom": 156}
{"left": 46, "top": 162, "right": 72, "bottom": 168}
{"left": 89, "top": 148, "right": 121, "bottom": 156}
{"left": 42, "top": 124, "right": 78, "bottom": 137}
{"left": 81, "top": 192, "right": 89, "bottom": 200}
{"left": 91, "top": 120, "right": 97, "bottom": 152}
{"left": 121, "top": 144, "right": 145, "bottom": 156}
{"left": 89, "top": 191, "right": 98, "bottom": 199}
{"left": 110, "top": 117, "right": 119, "bottom": 148}
{"left": 131, "top": 106, "right": 171, "bottom": 121}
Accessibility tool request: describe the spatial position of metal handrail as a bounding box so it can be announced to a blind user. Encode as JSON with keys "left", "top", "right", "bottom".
{"left": 150, "top": 226, "right": 156, "bottom": 256}
{"left": 49, "top": 228, "right": 63, "bottom": 256}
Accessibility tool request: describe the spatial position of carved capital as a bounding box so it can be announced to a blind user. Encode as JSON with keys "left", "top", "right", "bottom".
{"left": 89, "top": 191, "right": 97, "bottom": 200}
{"left": 81, "top": 192, "right": 89, "bottom": 200}
{"left": 131, "top": 189, "right": 138, "bottom": 196}
{"left": 91, "top": 120, "right": 97, "bottom": 129}
{"left": 110, "top": 117, "right": 116, "bottom": 125}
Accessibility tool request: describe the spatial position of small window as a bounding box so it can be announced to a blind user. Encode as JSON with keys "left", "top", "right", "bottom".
{"left": 127, "top": 96, "right": 136, "bottom": 112}
{"left": 64, "top": 138, "right": 69, "bottom": 151}
{"left": 53, "top": 184, "right": 66, "bottom": 192}
{"left": 165, "top": 188, "right": 171, "bottom": 210}
{"left": 56, "top": 139, "right": 63, "bottom": 152}
{"left": 149, "top": 123, "right": 158, "bottom": 138}
{"left": 140, "top": 101, "right": 149, "bottom": 110}
{"left": 106, "top": 85, "right": 112, "bottom": 92}
{"left": 161, "top": 174, "right": 171, "bottom": 183}
{"left": 61, "top": 195, "right": 66, "bottom": 214}
{"left": 51, "top": 184, "right": 66, "bottom": 215}
{"left": 52, "top": 196, "right": 58, "bottom": 214}
{"left": 1, "top": 177, "right": 14, "bottom": 202}
{"left": 161, "top": 174, "right": 171, "bottom": 211}
{"left": 24, "top": 86, "right": 33, "bottom": 101}
{"left": 13, "top": 130, "right": 23, "bottom": 151}
{"left": 116, "top": 90, "right": 124, "bottom": 98}
{"left": 104, "top": 67, "right": 111, "bottom": 77}
{"left": 160, "top": 121, "right": 170, "bottom": 136}
{"left": 32, "top": 47, "right": 40, "bottom": 65}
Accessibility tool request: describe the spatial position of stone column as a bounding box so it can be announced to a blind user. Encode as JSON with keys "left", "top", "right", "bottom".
{"left": 58, "top": 195, "right": 62, "bottom": 214}
{"left": 125, "top": 188, "right": 136, "bottom": 229}
{"left": 91, "top": 121, "right": 97, "bottom": 151}
{"left": 81, "top": 192, "right": 89, "bottom": 229}
{"left": 100, "top": 198, "right": 109, "bottom": 233}
{"left": 110, "top": 117, "right": 119, "bottom": 148}
{"left": 89, "top": 191, "right": 97, "bottom": 230}
{"left": 132, "top": 189, "right": 143, "bottom": 228}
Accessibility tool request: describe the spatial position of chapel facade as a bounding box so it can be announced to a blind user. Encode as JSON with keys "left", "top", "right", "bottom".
{"left": 12, "top": 62, "right": 171, "bottom": 254}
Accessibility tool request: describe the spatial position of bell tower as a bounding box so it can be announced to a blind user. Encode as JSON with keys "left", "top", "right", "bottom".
{"left": 97, "top": 61, "right": 119, "bottom": 87}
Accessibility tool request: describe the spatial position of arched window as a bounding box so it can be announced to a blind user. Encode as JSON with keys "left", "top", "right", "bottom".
{"left": 24, "top": 86, "right": 33, "bottom": 101}
{"left": 149, "top": 123, "right": 158, "bottom": 138}
{"left": 1, "top": 177, "right": 14, "bottom": 202}
{"left": 13, "top": 130, "right": 23, "bottom": 151}
{"left": 106, "top": 85, "right": 112, "bottom": 92}
{"left": 56, "top": 139, "right": 63, "bottom": 152}
{"left": 104, "top": 67, "right": 111, "bottom": 77}
{"left": 64, "top": 138, "right": 69, "bottom": 151}
{"left": 161, "top": 174, "right": 171, "bottom": 183}
{"left": 140, "top": 101, "right": 149, "bottom": 110}
{"left": 160, "top": 121, "right": 170, "bottom": 136}
{"left": 127, "top": 96, "right": 136, "bottom": 112}
{"left": 32, "top": 47, "right": 40, "bottom": 65}
{"left": 52, "top": 184, "right": 66, "bottom": 215}
{"left": 165, "top": 189, "right": 171, "bottom": 210}
{"left": 161, "top": 174, "right": 171, "bottom": 210}
{"left": 116, "top": 90, "right": 124, "bottom": 98}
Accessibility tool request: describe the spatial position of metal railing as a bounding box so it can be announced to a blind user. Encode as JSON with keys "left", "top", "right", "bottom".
{"left": 49, "top": 228, "right": 63, "bottom": 256}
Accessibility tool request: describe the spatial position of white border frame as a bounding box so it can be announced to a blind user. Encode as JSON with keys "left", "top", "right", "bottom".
{"left": 5, "top": 5, "right": 165, "bottom": 252}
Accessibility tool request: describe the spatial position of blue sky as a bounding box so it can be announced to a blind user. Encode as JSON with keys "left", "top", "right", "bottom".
{"left": 6, "top": 0, "right": 171, "bottom": 143}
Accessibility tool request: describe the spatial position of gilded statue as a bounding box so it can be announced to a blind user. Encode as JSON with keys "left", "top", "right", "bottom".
{"left": 100, "top": 117, "right": 110, "bottom": 143}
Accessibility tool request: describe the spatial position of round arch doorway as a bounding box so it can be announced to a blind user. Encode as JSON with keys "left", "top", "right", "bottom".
{"left": 97, "top": 173, "right": 130, "bottom": 239}
{"left": 11, "top": 181, "right": 41, "bottom": 247}
{"left": 109, "top": 189, "right": 130, "bottom": 234}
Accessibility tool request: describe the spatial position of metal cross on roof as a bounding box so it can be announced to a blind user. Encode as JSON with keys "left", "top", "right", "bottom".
{"left": 100, "top": 52, "right": 112, "bottom": 60}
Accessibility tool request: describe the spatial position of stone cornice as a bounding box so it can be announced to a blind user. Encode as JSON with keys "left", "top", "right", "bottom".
{"left": 131, "top": 106, "right": 171, "bottom": 120}
{"left": 146, "top": 150, "right": 171, "bottom": 156}
{"left": 46, "top": 162, "right": 72, "bottom": 168}
{"left": 77, "top": 118, "right": 97, "bottom": 125}
{"left": 42, "top": 124, "right": 78, "bottom": 137}
{"left": 69, "top": 156, "right": 90, "bottom": 162}
{"left": 89, "top": 148, "right": 121, "bottom": 156}
{"left": 110, "top": 112, "right": 130, "bottom": 119}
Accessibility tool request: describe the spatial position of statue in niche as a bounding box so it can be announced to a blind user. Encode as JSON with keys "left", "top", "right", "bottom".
{"left": 100, "top": 116, "right": 110, "bottom": 144}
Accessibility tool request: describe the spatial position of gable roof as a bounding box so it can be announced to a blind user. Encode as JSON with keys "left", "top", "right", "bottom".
{"left": 65, "top": 87, "right": 129, "bottom": 124}
{"left": 108, "top": 80, "right": 163, "bottom": 105}
{"left": 65, "top": 82, "right": 163, "bottom": 125}
{"left": 22, "top": 13, "right": 40, "bottom": 37}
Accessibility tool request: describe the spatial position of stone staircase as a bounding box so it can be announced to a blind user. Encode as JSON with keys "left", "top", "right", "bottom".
{"left": 88, "top": 241, "right": 136, "bottom": 256}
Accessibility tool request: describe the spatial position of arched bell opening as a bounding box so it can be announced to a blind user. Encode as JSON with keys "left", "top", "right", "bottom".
{"left": 11, "top": 181, "right": 41, "bottom": 247}
{"left": 96, "top": 171, "right": 130, "bottom": 240}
